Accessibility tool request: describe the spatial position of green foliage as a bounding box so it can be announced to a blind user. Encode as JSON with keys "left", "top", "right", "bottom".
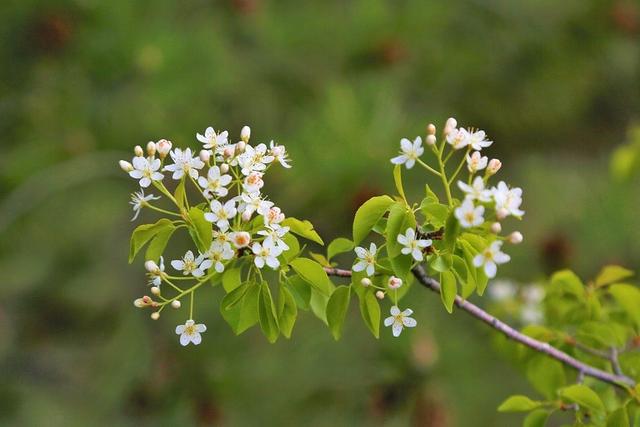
{"left": 497, "top": 395, "right": 542, "bottom": 412}
{"left": 289, "top": 257, "right": 333, "bottom": 296}
{"left": 352, "top": 195, "right": 395, "bottom": 245}
{"left": 326, "top": 285, "right": 351, "bottom": 340}
{"left": 129, "top": 218, "right": 175, "bottom": 263}
{"left": 327, "top": 237, "right": 354, "bottom": 261}
{"left": 282, "top": 217, "right": 324, "bottom": 246}
{"left": 358, "top": 290, "right": 381, "bottom": 339}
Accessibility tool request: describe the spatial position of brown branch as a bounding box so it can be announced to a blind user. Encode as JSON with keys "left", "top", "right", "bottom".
{"left": 323, "top": 264, "right": 636, "bottom": 390}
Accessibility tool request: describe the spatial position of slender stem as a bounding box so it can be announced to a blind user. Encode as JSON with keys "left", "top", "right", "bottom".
{"left": 436, "top": 157, "right": 453, "bottom": 207}
{"left": 416, "top": 159, "right": 441, "bottom": 177}
{"left": 153, "top": 181, "right": 180, "bottom": 208}
{"left": 448, "top": 147, "right": 471, "bottom": 186}
{"left": 147, "top": 204, "right": 181, "bottom": 217}
{"left": 323, "top": 265, "right": 636, "bottom": 389}
{"left": 190, "top": 290, "right": 195, "bottom": 320}
{"left": 189, "top": 175, "right": 209, "bottom": 202}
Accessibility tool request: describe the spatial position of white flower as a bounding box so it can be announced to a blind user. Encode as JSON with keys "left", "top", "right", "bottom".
{"left": 163, "top": 148, "right": 205, "bottom": 180}
{"left": 492, "top": 181, "right": 525, "bottom": 217}
{"left": 390, "top": 137, "right": 424, "bottom": 169}
{"left": 388, "top": 276, "right": 403, "bottom": 289}
{"left": 466, "top": 151, "right": 488, "bottom": 173}
{"left": 520, "top": 306, "right": 544, "bottom": 325}
{"left": 147, "top": 256, "right": 165, "bottom": 286}
{"left": 473, "top": 241, "right": 510, "bottom": 279}
{"left": 454, "top": 199, "right": 485, "bottom": 228}
{"left": 205, "top": 200, "right": 237, "bottom": 230}
{"left": 240, "top": 125, "right": 251, "bottom": 143}
{"left": 522, "top": 285, "right": 545, "bottom": 304}
{"left": 353, "top": 243, "right": 377, "bottom": 277}
{"left": 397, "top": 228, "right": 432, "bottom": 261}
{"left": 384, "top": 306, "right": 417, "bottom": 337}
{"left": 230, "top": 231, "right": 251, "bottom": 248}
{"left": 238, "top": 143, "right": 274, "bottom": 176}
{"left": 252, "top": 242, "right": 283, "bottom": 269}
{"left": 128, "top": 156, "right": 164, "bottom": 187}
{"left": 488, "top": 280, "right": 516, "bottom": 301}
{"left": 258, "top": 225, "right": 290, "bottom": 251}
{"left": 171, "top": 250, "right": 212, "bottom": 278}
{"left": 175, "top": 319, "right": 207, "bottom": 346}
{"left": 263, "top": 206, "right": 285, "bottom": 226}
{"left": 197, "top": 126, "right": 229, "bottom": 151}
{"left": 243, "top": 171, "right": 264, "bottom": 193}
{"left": 238, "top": 192, "right": 274, "bottom": 218}
{"left": 129, "top": 189, "right": 160, "bottom": 221}
{"left": 205, "top": 241, "right": 235, "bottom": 273}
{"left": 466, "top": 129, "right": 493, "bottom": 151}
{"left": 457, "top": 177, "right": 492, "bottom": 202}
{"left": 270, "top": 140, "right": 291, "bottom": 168}
{"left": 446, "top": 128, "right": 469, "bottom": 150}
{"left": 213, "top": 228, "right": 231, "bottom": 243}
{"left": 198, "top": 165, "right": 232, "bottom": 198}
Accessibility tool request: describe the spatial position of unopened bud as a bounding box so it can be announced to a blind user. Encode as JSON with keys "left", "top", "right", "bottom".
{"left": 241, "top": 125, "right": 251, "bottom": 143}
{"left": 145, "top": 260, "right": 159, "bottom": 273}
{"left": 171, "top": 300, "right": 181, "bottom": 309}
{"left": 507, "top": 231, "right": 523, "bottom": 244}
{"left": 241, "top": 210, "right": 252, "bottom": 222}
{"left": 146, "top": 141, "right": 156, "bottom": 157}
{"left": 236, "top": 141, "right": 246, "bottom": 154}
{"left": 444, "top": 117, "right": 457, "bottom": 135}
{"left": 119, "top": 160, "right": 133, "bottom": 172}
{"left": 134, "top": 298, "right": 146, "bottom": 308}
{"left": 375, "top": 290, "right": 385, "bottom": 300}
{"left": 426, "top": 134, "right": 437, "bottom": 146}
{"left": 199, "top": 149, "right": 211, "bottom": 163}
{"left": 150, "top": 312, "right": 160, "bottom": 320}
{"left": 496, "top": 208, "right": 509, "bottom": 220}
{"left": 487, "top": 159, "right": 502, "bottom": 175}
{"left": 361, "top": 278, "right": 372, "bottom": 287}
{"left": 156, "top": 139, "right": 172, "bottom": 158}
{"left": 388, "top": 276, "right": 403, "bottom": 289}
{"left": 490, "top": 222, "right": 502, "bottom": 234}
{"left": 150, "top": 286, "right": 160, "bottom": 295}
{"left": 134, "top": 145, "right": 144, "bottom": 157}
{"left": 220, "top": 163, "right": 230, "bottom": 174}
{"left": 427, "top": 123, "right": 436, "bottom": 135}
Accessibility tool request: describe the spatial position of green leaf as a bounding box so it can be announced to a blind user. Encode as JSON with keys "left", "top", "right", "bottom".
{"left": 309, "top": 252, "right": 331, "bottom": 267}
{"left": 430, "top": 254, "right": 452, "bottom": 273}
{"left": 393, "top": 164, "right": 407, "bottom": 203}
{"left": 327, "top": 286, "right": 351, "bottom": 340}
{"left": 550, "top": 270, "right": 585, "bottom": 297}
{"left": 287, "top": 275, "right": 311, "bottom": 310}
{"left": 560, "top": 384, "right": 604, "bottom": 413}
{"left": 497, "top": 395, "right": 542, "bottom": 412}
{"left": 289, "top": 258, "right": 333, "bottom": 296}
{"left": 258, "top": 282, "right": 279, "bottom": 343}
{"left": 419, "top": 200, "right": 449, "bottom": 228}
{"left": 220, "top": 283, "right": 260, "bottom": 334}
{"left": 145, "top": 225, "right": 176, "bottom": 262}
{"left": 281, "top": 233, "right": 301, "bottom": 263}
{"left": 523, "top": 410, "right": 550, "bottom": 427}
{"left": 425, "top": 184, "right": 439, "bottom": 203}
{"left": 222, "top": 266, "right": 243, "bottom": 293}
{"left": 277, "top": 286, "right": 298, "bottom": 339}
{"left": 174, "top": 179, "right": 186, "bottom": 210}
{"left": 440, "top": 271, "right": 457, "bottom": 313}
{"left": 595, "top": 265, "right": 633, "bottom": 287}
{"left": 281, "top": 217, "right": 324, "bottom": 245}
{"left": 310, "top": 288, "right": 330, "bottom": 324}
{"left": 609, "top": 284, "right": 640, "bottom": 328}
{"left": 327, "top": 237, "right": 354, "bottom": 261}
{"left": 129, "top": 219, "right": 175, "bottom": 263}
{"left": 607, "top": 407, "right": 630, "bottom": 427}
{"left": 386, "top": 202, "right": 417, "bottom": 279}
{"left": 358, "top": 290, "right": 380, "bottom": 338}
{"left": 188, "top": 207, "right": 212, "bottom": 253}
{"left": 443, "top": 208, "right": 460, "bottom": 252}
{"left": 352, "top": 195, "right": 395, "bottom": 245}
{"left": 526, "top": 356, "right": 566, "bottom": 399}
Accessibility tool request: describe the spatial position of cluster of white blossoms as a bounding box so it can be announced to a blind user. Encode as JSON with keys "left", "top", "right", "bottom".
{"left": 121, "top": 125, "right": 292, "bottom": 346}
{"left": 488, "top": 280, "right": 545, "bottom": 324}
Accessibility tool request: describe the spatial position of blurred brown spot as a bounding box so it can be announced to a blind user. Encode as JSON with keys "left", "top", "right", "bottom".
{"left": 611, "top": 1, "right": 639, "bottom": 35}
{"left": 231, "top": 0, "right": 260, "bottom": 15}
{"left": 376, "top": 39, "right": 408, "bottom": 66}
{"left": 196, "top": 397, "right": 222, "bottom": 426}
{"left": 411, "top": 333, "right": 439, "bottom": 370}
{"left": 412, "top": 390, "right": 451, "bottom": 427}
{"left": 29, "top": 12, "right": 73, "bottom": 53}
{"left": 539, "top": 233, "right": 572, "bottom": 274}
{"left": 350, "top": 185, "right": 384, "bottom": 215}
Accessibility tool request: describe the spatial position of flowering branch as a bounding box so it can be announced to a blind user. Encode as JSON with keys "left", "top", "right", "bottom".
{"left": 324, "top": 264, "right": 636, "bottom": 390}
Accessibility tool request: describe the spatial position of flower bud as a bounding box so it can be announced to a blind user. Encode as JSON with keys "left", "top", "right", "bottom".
{"left": 507, "top": 231, "right": 523, "bottom": 244}
{"left": 388, "top": 276, "right": 403, "bottom": 289}
{"left": 490, "top": 222, "right": 502, "bottom": 234}
{"left": 134, "top": 145, "right": 144, "bottom": 157}
{"left": 241, "top": 125, "right": 251, "bottom": 143}
{"left": 496, "top": 208, "right": 509, "bottom": 220}
{"left": 375, "top": 290, "right": 385, "bottom": 300}
{"left": 150, "top": 286, "right": 160, "bottom": 295}
{"left": 146, "top": 141, "right": 156, "bottom": 157}
{"left": 220, "top": 163, "right": 230, "bottom": 174}
{"left": 231, "top": 231, "right": 251, "bottom": 248}
{"left": 360, "top": 278, "right": 372, "bottom": 287}
{"left": 119, "top": 160, "right": 133, "bottom": 172}
{"left": 444, "top": 117, "right": 457, "bottom": 135}
{"left": 487, "top": 159, "right": 502, "bottom": 176}
{"left": 150, "top": 312, "right": 160, "bottom": 320}
{"left": 134, "top": 298, "right": 146, "bottom": 308}
{"left": 145, "top": 260, "right": 159, "bottom": 273}
{"left": 199, "top": 149, "right": 211, "bottom": 163}
{"left": 241, "top": 210, "right": 252, "bottom": 222}
{"left": 426, "top": 134, "right": 437, "bottom": 146}
{"left": 171, "top": 300, "right": 181, "bottom": 309}
{"left": 427, "top": 123, "right": 436, "bottom": 135}
{"left": 156, "top": 139, "right": 172, "bottom": 158}
{"left": 236, "top": 141, "right": 246, "bottom": 154}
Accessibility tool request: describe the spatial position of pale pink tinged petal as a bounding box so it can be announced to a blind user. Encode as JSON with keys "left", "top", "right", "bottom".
{"left": 129, "top": 170, "right": 143, "bottom": 179}
{"left": 184, "top": 251, "right": 194, "bottom": 261}
{"left": 384, "top": 316, "right": 395, "bottom": 327}
{"left": 191, "top": 333, "right": 202, "bottom": 345}
{"left": 353, "top": 262, "right": 367, "bottom": 272}
{"left": 171, "top": 260, "right": 185, "bottom": 270}
{"left": 354, "top": 247, "right": 367, "bottom": 258}
{"left": 132, "top": 156, "right": 147, "bottom": 169}
{"left": 413, "top": 136, "right": 423, "bottom": 149}
{"left": 179, "top": 333, "right": 191, "bottom": 346}
{"left": 251, "top": 243, "right": 261, "bottom": 254}
{"left": 196, "top": 324, "right": 207, "bottom": 333}
{"left": 151, "top": 158, "right": 161, "bottom": 170}
{"left": 390, "top": 306, "right": 400, "bottom": 316}
{"left": 403, "top": 317, "right": 417, "bottom": 328}
{"left": 400, "top": 138, "right": 412, "bottom": 152}
{"left": 485, "top": 261, "right": 497, "bottom": 278}
{"left": 392, "top": 322, "right": 403, "bottom": 337}
{"left": 406, "top": 228, "right": 415, "bottom": 239}
{"left": 254, "top": 256, "right": 265, "bottom": 269}
{"left": 176, "top": 325, "right": 186, "bottom": 334}
{"left": 366, "top": 264, "right": 375, "bottom": 276}
{"left": 405, "top": 159, "right": 415, "bottom": 169}
{"left": 473, "top": 255, "right": 484, "bottom": 268}
{"left": 219, "top": 175, "right": 232, "bottom": 186}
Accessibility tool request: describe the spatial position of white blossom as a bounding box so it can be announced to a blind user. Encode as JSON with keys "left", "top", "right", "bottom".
{"left": 390, "top": 137, "right": 424, "bottom": 169}
{"left": 384, "top": 306, "right": 417, "bottom": 337}
{"left": 171, "top": 250, "right": 212, "bottom": 278}
{"left": 252, "top": 242, "right": 283, "bottom": 269}
{"left": 198, "top": 165, "right": 232, "bottom": 198}
{"left": 473, "top": 241, "right": 510, "bottom": 279}
{"left": 270, "top": 140, "right": 291, "bottom": 168}
{"left": 238, "top": 192, "right": 273, "bottom": 218}
{"left": 147, "top": 256, "right": 165, "bottom": 287}
{"left": 197, "top": 126, "right": 229, "bottom": 151}
{"left": 238, "top": 143, "right": 274, "bottom": 176}
{"left": 175, "top": 319, "right": 207, "bottom": 346}
{"left": 230, "top": 231, "right": 251, "bottom": 248}
{"left": 205, "top": 241, "right": 235, "bottom": 273}
{"left": 454, "top": 199, "right": 485, "bottom": 228}
{"left": 397, "top": 228, "right": 431, "bottom": 261}
{"left": 129, "top": 189, "right": 160, "bottom": 221}
{"left": 466, "top": 129, "right": 493, "bottom": 151}
{"left": 205, "top": 200, "right": 237, "bottom": 230}
{"left": 243, "top": 171, "right": 264, "bottom": 193}
{"left": 128, "top": 156, "right": 164, "bottom": 187}
{"left": 466, "top": 151, "right": 488, "bottom": 173}
{"left": 457, "top": 177, "right": 492, "bottom": 202}
{"left": 446, "top": 128, "right": 469, "bottom": 150}
{"left": 353, "top": 243, "right": 377, "bottom": 277}
{"left": 492, "top": 181, "right": 525, "bottom": 217}
{"left": 263, "top": 206, "right": 285, "bottom": 227}
{"left": 520, "top": 306, "right": 544, "bottom": 325}
{"left": 258, "top": 225, "right": 290, "bottom": 251}
{"left": 163, "top": 148, "right": 205, "bottom": 180}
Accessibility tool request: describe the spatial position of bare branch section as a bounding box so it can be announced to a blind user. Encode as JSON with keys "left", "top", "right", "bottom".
{"left": 323, "top": 264, "right": 636, "bottom": 389}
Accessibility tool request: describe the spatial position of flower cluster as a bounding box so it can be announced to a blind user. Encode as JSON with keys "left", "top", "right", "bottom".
{"left": 120, "top": 125, "right": 292, "bottom": 345}
{"left": 488, "top": 279, "right": 545, "bottom": 324}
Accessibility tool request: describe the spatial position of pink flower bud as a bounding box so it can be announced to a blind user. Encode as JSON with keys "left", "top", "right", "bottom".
{"left": 236, "top": 141, "right": 246, "bottom": 154}
{"left": 134, "top": 298, "right": 146, "bottom": 308}
{"left": 220, "top": 163, "right": 230, "bottom": 173}
{"left": 388, "top": 276, "right": 403, "bottom": 289}
{"left": 144, "top": 260, "right": 159, "bottom": 273}
{"left": 156, "top": 139, "right": 172, "bottom": 158}
{"left": 426, "top": 135, "right": 437, "bottom": 146}
{"left": 241, "top": 210, "right": 252, "bottom": 222}
{"left": 199, "top": 149, "right": 211, "bottom": 163}
{"left": 444, "top": 117, "right": 457, "bottom": 135}
{"left": 496, "top": 208, "right": 509, "bottom": 220}
{"left": 375, "top": 290, "right": 385, "bottom": 300}
{"left": 151, "top": 286, "right": 160, "bottom": 295}
{"left": 241, "top": 125, "right": 251, "bottom": 142}
{"left": 507, "top": 231, "right": 523, "bottom": 244}
{"left": 487, "top": 159, "right": 502, "bottom": 175}
{"left": 171, "top": 300, "right": 181, "bottom": 309}
{"left": 223, "top": 146, "right": 235, "bottom": 159}
{"left": 427, "top": 123, "right": 436, "bottom": 135}
{"left": 490, "top": 222, "right": 502, "bottom": 234}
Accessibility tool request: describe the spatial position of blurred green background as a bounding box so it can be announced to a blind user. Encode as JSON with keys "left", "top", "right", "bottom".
{"left": 1, "top": 0, "right": 639, "bottom": 425}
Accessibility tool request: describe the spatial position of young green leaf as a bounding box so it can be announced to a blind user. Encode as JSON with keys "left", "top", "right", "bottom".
{"left": 174, "top": 179, "right": 186, "bottom": 210}
{"left": 129, "top": 219, "right": 175, "bottom": 263}
{"left": 386, "top": 202, "right": 417, "bottom": 258}
{"left": 550, "top": 270, "right": 585, "bottom": 297}
{"left": 327, "top": 237, "right": 355, "bottom": 261}
{"left": 393, "top": 164, "right": 407, "bottom": 203}
{"left": 526, "top": 356, "right": 566, "bottom": 399}
{"left": 443, "top": 209, "right": 460, "bottom": 252}
{"left": 222, "top": 266, "right": 243, "bottom": 293}
{"left": 281, "top": 233, "right": 301, "bottom": 263}
{"left": 559, "top": 384, "right": 604, "bottom": 413}
{"left": 188, "top": 207, "right": 212, "bottom": 253}
{"left": 609, "top": 284, "right": 640, "bottom": 328}
{"left": 358, "top": 290, "right": 380, "bottom": 338}
{"left": 523, "top": 410, "right": 550, "bottom": 427}
{"left": 440, "top": 270, "right": 457, "bottom": 313}
{"left": 419, "top": 200, "right": 449, "bottom": 229}
{"left": 326, "top": 286, "right": 351, "bottom": 340}
{"left": 281, "top": 217, "right": 324, "bottom": 245}
{"left": 289, "top": 257, "right": 333, "bottom": 296}
{"left": 352, "top": 195, "right": 395, "bottom": 245}
{"left": 220, "top": 283, "right": 260, "bottom": 334}
{"left": 309, "top": 288, "right": 330, "bottom": 324}
{"left": 607, "top": 407, "right": 630, "bottom": 427}
{"left": 278, "top": 286, "right": 298, "bottom": 339}
{"left": 145, "top": 225, "right": 176, "bottom": 262}
{"left": 497, "top": 395, "right": 542, "bottom": 412}
{"left": 595, "top": 265, "right": 633, "bottom": 287}
{"left": 258, "top": 282, "right": 279, "bottom": 343}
